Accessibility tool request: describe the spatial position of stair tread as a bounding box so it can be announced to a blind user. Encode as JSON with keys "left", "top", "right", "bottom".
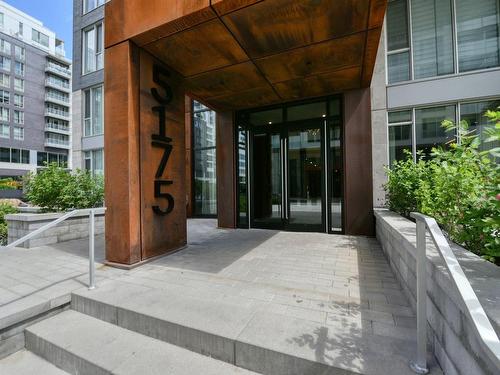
{"left": 26, "top": 310, "right": 259, "bottom": 375}
{"left": 0, "top": 350, "right": 69, "bottom": 375}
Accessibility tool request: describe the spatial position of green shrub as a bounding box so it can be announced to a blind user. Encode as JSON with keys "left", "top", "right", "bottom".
{"left": 385, "top": 113, "right": 500, "bottom": 265}
{"left": 0, "top": 178, "right": 21, "bottom": 190}
{"left": 0, "top": 203, "right": 18, "bottom": 245}
{"left": 24, "top": 163, "right": 104, "bottom": 212}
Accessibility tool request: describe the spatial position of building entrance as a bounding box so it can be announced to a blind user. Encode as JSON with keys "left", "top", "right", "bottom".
{"left": 237, "top": 97, "right": 344, "bottom": 234}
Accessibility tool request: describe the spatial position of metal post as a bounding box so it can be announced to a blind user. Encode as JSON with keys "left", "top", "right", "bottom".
{"left": 88, "top": 209, "right": 96, "bottom": 290}
{"left": 410, "top": 219, "right": 429, "bottom": 374}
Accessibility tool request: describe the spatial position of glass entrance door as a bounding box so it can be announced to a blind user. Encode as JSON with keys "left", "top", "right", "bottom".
{"left": 287, "top": 126, "right": 324, "bottom": 231}
{"left": 251, "top": 124, "right": 325, "bottom": 231}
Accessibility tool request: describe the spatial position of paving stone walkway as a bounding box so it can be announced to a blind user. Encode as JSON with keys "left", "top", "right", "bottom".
{"left": 0, "top": 219, "right": 442, "bottom": 373}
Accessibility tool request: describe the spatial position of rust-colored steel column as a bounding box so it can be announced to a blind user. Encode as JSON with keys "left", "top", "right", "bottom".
{"left": 343, "top": 88, "right": 374, "bottom": 236}
{"left": 216, "top": 111, "right": 237, "bottom": 228}
{"left": 185, "top": 96, "right": 193, "bottom": 218}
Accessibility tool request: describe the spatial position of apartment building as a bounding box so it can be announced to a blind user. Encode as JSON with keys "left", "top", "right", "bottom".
{"left": 72, "top": 0, "right": 105, "bottom": 176}
{"left": 0, "top": 1, "right": 71, "bottom": 178}
{"left": 371, "top": 0, "right": 500, "bottom": 205}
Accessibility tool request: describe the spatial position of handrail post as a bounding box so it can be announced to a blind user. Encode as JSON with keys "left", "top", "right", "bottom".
{"left": 88, "top": 209, "right": 95, "bottom": 290}
{"left": 410, "top": 218, "right": 429, "bottom": 374}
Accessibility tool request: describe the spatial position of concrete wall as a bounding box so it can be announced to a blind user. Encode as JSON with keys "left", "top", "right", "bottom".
{"left": 375, "top": 209, "right": 500, "bottom": 375}
{"left": 6, "top": 211, "right": 105, "bottom": 248}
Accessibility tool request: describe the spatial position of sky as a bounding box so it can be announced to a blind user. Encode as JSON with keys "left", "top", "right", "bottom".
{"left": 3, "top": 0, "right": 73, "bottom": 58}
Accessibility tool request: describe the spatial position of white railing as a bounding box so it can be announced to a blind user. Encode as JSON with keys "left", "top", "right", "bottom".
{"left": 410, "top": 212, "right": 500, "bottom": 374}
{"left": 2, "top": 207, "right": 106, "bottom": 290}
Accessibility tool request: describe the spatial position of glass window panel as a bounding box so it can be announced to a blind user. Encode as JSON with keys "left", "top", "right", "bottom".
{"left": 287, "top": 101, "right": 327, "bottom": 122}
{"left": 11, "top": 148, "right": 20, "bottom": 163}
{"left": 0, "top": 147, "right": 9, "bottom": 162}
{"left": 456, "top": 0, "right": 500, "bottom": 72}
{"left": 389, "top": 124, "right": 413, "bottom": 166}
{"left": 193, "top": 148, "right": 217, "bottom": 216}
{"left": 329, "top": 98, "right": 341, "bottom": 117}
{"left": 329, "top": 120, "right": 343, "bottom": 232}
{"left": 193, "top": 101, "right": 209, "bottom": 112}
{"left": 48, "top": 153, "right": 58, "bottom": 164}
{"left": 388, "top": 51, "right": 410, "bottom": 83}
{"left": 193, "top": 110, "right": 216, "bottom": 149}
{"left": 460, "top": 100, "right": 500, "bottom": 154}
{"left": 237, "top": 127, "right": 248, "bottom": 227}
{"left": 37, "top": 152, "right": 47, "bottom": 166}
{"left": 387, "top": 0, "right": 409, "bottom": 51}
{"left": 411, "top": 0, "right": 454, "bottom": 79}
{"left": 247, "top": 108, "right": 283, "bottom": 126}
{"left": 415, "top": 105, "right": 456, "bottom": 159}
{"left": 92, "top": 86, "right": 103, "bottom": 135}
{"left": 388, "top": 110, "right": 412, "bottom": 123}
{"left": 21, "top": 149, "right": 29, "bottom": 164}
{"left": 92, "top": 149, "right": 104, "bottom": 175}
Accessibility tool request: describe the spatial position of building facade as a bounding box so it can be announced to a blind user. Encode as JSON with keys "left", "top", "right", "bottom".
{"left": 78, "top": 0, "right": 500, "bottom": 267}
{"left": 0, "top": 1, "right": 71, "bottom": 178}
{"left": 371, "top": 0, "right": 500, "bottom": 206}
{"left": 72, "top": 0, "right": 105, "bottom": 176}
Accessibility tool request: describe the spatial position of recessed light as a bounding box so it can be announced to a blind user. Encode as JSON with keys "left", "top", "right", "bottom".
{"left": 268, "top": 121, "right": 272, "bottom": 125}
{"left": 322, "top": 114, "right": 327, "bottom": 118}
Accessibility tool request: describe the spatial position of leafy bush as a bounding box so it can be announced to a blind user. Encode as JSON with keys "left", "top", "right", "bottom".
{"left": 385, "top": 111, "right": 500, "bottom": 264}
{"left": 24, "top": 163, "right": 104, "bottom": 212}
{"left": 0, "top": 203, "right": 18, "bottom": 245}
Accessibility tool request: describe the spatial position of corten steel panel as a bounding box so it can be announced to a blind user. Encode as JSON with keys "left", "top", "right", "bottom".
{"left": 139, "top": 50, "right": 187, "bottom": 260}
{"left": 105, "top": 0, "right": 215, "bottom": 48}
{"left": 185, "top": 61, "right": 270, "bottom": 99}
{"left": 254, "top": 33, "right": 366, "bottom": 84}
{"left": 104, "top": 41, "right": 142, "bottom": 265}
{"left": 216, "top": 111, "right": 237, "bottom": 228}
{"left": 143, "top": 19, "right": 249, "bottom": 77}
{"left": 274, "top": 67, "right": 361, "bottom": 101}
{"left": 343, "top": 88, "right": 374, "bottom": 236}
{"left": 221, "top": 0, "right": 370, "bottom": 58}
{"left": 106, "top": 0, "right": 387, "bottom": 110}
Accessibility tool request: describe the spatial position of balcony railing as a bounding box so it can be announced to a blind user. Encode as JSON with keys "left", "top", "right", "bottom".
{"left": 45, "top": 137, "right": 70, "bottom": 148}
{"left": 45, "top": 62, "right": 71, "bottom": 77}
{"left": 45, "top": 122, "right": 70, "bottom": 134}
{"left": 45, "top": 93, "right": 70, "bottom": 104}
{"left": 45, "top": 78, "right": 70, "bottom": 90}
{"left": 45, "top": 107, "right": 70, "bottom": 119}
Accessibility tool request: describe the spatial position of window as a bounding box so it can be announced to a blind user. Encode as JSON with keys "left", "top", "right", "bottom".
{"left": 84, "top": 0, "right": 105, "bottom": 13}
{"left": 0, "top": 124, "right": 9, "bottom": 138}
{"left": 0, "top": 107, "right": 9, "bottom": 122}
{"left": 0, "top": 73, "right": 9, "bottom": 88}
{"left": 84, "top": 149, "right": 104, "bottom": 176}
{"left": 14, "top": 94, "right": 23, "bottom": 108}
{"left": 460, "top": 100, "right": 500, "bottom": 154}
{"left": 2, "top": 148, "right": 30, "bottom": 164}
{"left": 456, "top": 0, "right": 500, "bottom": 72}
{"left": 0, "top": 39, "right": 10, "bottom": 54}
{"left": 83, "top": 85, "right": 103, "bottom": 136}
{"left": 14, "top": 46, "right": 25, "bottom": 61}
{"left": 15, "top": 61, "right": 24, "bottom": 76}
{"left": 14, "top": 78, "right": 23, "bottom": 91}
{"left": 0, "top": 56, "right": 10, "bottom": 71}
{"left": 411, "top": 0, "right": 454, "bottom": 79}
{"left": 46, "top": 74, "right": 69, "bottom": 89}
{"left": 13, "top": 126, "right": 23, "bottom": 140}
{"left": 18, "top": 22, "right": 23, "bottom": 36}
{"left": 13, "top": 110, "right": 24, "bottom": 124}
{"left": 0, "top": 90, "right": 9, "bottom": 104}
{"left": 387, "top": 0, "right": 410, "bottom": 83}
{"left": 83, "top": 23, "right": 103, "bottom": 74}
{"left": 32, "top": 29, "right": 49, "bottom": 47}
{"left": 388, "top": 111, "right": 413, "bottom": 166}
{"left": 192, "top": 101, "right": 217, "bottom": 216}
{"left": 0, "top": 13, "right": 4, "bottom": 29}
{"left": 415, "top": 105, "right": 456, "bottom": 158}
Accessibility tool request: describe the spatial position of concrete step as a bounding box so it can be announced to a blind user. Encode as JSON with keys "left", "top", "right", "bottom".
{"left": 25, "top": 310, "right": 259, "bottom": 375}
{"left": 0, "top": 350, "right": 69, "bottom": 374}
{"left": 71, "top": 280, "right": 443, "bottom": 375}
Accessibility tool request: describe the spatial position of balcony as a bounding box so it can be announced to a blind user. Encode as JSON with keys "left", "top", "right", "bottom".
{"left": 45, "top": 62, "right": 71, "bottom": 78}
{"left": 45, "top": 136, "right": 70, "bottom": 149}
{"left": 45, "top": 93, "right": 70, "bottom": 107}
{"left": 45, "top": 107, "right": 70, "bottom": 121}
{"left": 45, "top": 78, "right": 70, "bottom": 92}
{"left": 45, "top": 122, "right": 70, "bottom": 135}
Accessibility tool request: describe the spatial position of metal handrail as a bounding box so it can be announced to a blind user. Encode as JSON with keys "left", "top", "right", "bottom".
{"left": 410, "top": 212, "right": 500, "bottom": 374}
{"left": 2, "top": 207, "right": 106, "bottom": 290}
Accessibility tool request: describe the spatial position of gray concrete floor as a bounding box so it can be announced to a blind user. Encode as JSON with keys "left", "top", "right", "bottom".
{"left": 0, "top": 219, "right": 433, "bottom": 373}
